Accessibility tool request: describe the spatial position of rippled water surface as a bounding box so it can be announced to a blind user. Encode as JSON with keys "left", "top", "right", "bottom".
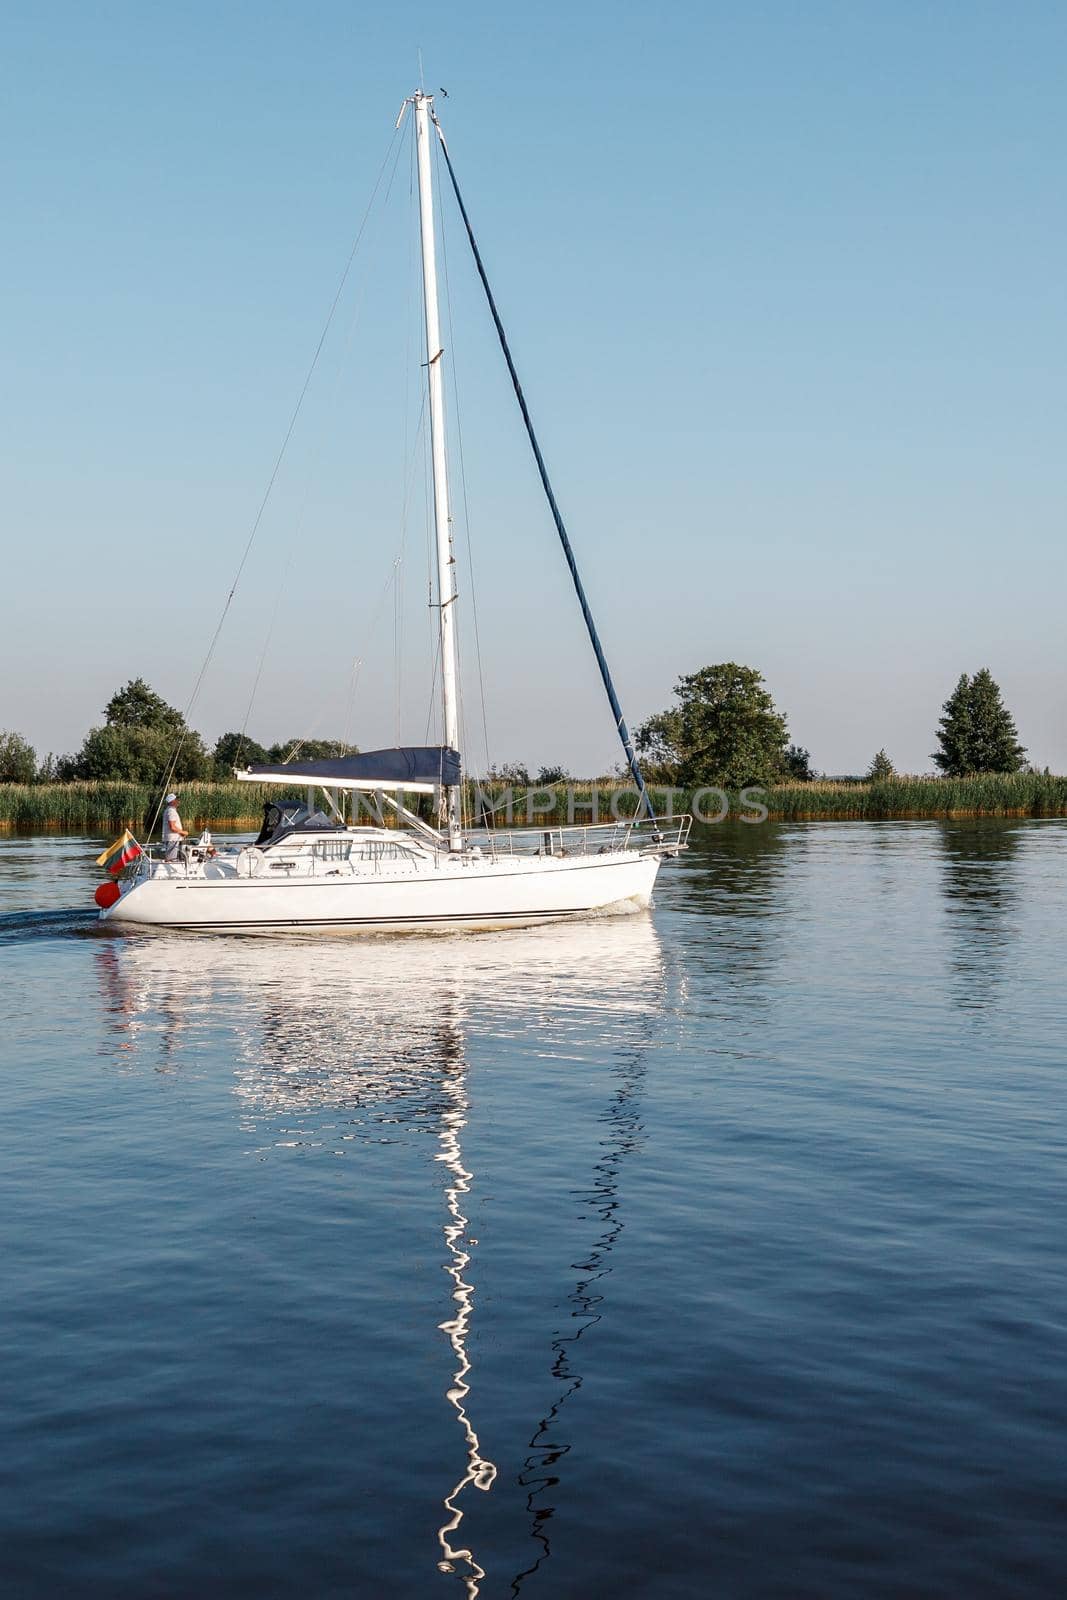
{"left": 2, "top": 822, "right": 1065, "bottom": 1598}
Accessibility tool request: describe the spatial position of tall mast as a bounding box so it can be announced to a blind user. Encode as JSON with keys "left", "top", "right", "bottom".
{"left": 413, "top": 90, "right": 463, "bottom": 850}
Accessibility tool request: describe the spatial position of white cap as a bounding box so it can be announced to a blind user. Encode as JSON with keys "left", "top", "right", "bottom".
{"left": 165, "top": 792, "right": 177, "bottom": 803}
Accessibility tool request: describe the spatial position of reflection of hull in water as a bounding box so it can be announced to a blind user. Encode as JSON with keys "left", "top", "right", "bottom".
{"left": 96, "top": 915, "right": 667, "bottom": 1115}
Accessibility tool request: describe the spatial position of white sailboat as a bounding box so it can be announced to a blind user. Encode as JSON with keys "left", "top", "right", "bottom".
{"left": 97, "top": 91, "right": 688, "bottom": 934}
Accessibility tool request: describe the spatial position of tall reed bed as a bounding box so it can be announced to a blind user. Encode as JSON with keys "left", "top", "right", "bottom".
{"left": 470, "top": 774, "right": 1067, "bottom": 823}
{"left": 0, "top": 782, "right": 276, "bottom": 834}
{"left": 1, "top": 773, "right": 1066, "bottom": 833}
{"left": 761, "top": 773, "right": 1067, "bottom": 819}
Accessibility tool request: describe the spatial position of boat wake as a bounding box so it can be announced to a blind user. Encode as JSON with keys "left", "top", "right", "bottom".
{"left": 0, "top": 907, "right": 101, "bottom": 945}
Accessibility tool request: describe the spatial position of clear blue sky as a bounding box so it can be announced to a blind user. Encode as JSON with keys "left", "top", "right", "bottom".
{"left": 3, "top": 1, "right": 1064, "bottom": 776}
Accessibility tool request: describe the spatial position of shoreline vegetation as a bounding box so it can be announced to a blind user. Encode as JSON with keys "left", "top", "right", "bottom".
{"left": 1, "top": 773, "right": 1066, "bottom": 834}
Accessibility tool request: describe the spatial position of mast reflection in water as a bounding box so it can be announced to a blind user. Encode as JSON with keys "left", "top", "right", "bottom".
{"left": 94, "top": 915, "right": 667, "bottom": 1595}
{"left": 436, "top": 1013, "right": 497, "bottom": 1594}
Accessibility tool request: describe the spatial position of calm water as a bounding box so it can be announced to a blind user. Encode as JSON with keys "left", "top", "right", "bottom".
{"left": 1, "top": 821, "right": 1065, "bottom": 1598}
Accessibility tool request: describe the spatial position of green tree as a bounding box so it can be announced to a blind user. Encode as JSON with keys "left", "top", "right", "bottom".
{"left": 866, "top": 749, "right": 896, "bottom": 781}
{"left": 783, "top": 744, "right": 814, "bottom": 781}
{"left": 0, "top": 731, "right": 37, "bottom": 783}
{"left": 485, "top": 762, "right": 529, "bottom": 786}
{"left": 932, "top": 669, "right": 1026, "bottom": 776}
{"left": 214, "top": 731, "right": 269, "bottom": 777}
{"left": 36, "top": 752, "right": 78, "bottom": 782}
{"left": 74, "top": 725, "right": 210, "bottom": 782}
{"left": 635, "top": 664, "right": 791, "bottom": 788}
{"left": 51, "top": 753, "right": 80, "bottom": 782}
{"left": 72, "top": 679, "right": 210, "bottom": 781}
{"left": 104, "top": 677, "right": 186, "bottom": 734}
{"left": 266, "top": 738, "right": 349, "bottom": 763}
{"left": 536, "top": 764, "right": 570, "bottom": 784}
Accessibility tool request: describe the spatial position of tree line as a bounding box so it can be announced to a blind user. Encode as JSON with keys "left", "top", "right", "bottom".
{"left": 631, "top": 663, "right": 1027, "bottom": 785}
{"left": 0, "top": 679, "right": 351, "bottom": 785}
{"left": 0, "top": 665, "right": 1033, "bottom": 786}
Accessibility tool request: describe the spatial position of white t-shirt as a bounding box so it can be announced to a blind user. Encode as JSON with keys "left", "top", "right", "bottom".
{"left": 162, "top": 804, "right": 182, "bottom": 842}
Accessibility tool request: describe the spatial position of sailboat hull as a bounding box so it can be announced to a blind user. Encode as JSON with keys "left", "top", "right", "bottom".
{"left": 100, "top": 851, "right": 663, "bottom": 934}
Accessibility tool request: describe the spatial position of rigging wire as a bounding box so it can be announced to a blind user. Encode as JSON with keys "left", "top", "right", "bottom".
{"left": 422, "top": 322, "right": 441, "bottom": 747}
{"left": 284, "top": 545, "right": 405, "bottom": 765}
{"left": 426, "top": 190, "right": 470, "bottom": 818}
{"left": 423, "top": 631, "right": 443, "bottom": 746}
{"left": 286, "top": 269, "right": 429, "bottom": 765}
{"left": 430, "top": 108, "right": 655, "bottom": 821}
{"left": 394, "top": 551, "right": 402, "bottom": 745}
{"left": 341, "top": 657, "right": 363, "bottom": 755}
{"left": 285, "top": 380, "right": 426, "bottom": 767}
{"left": 389, "top": 108, "right": 422, "bottom": 749}
{"left": 147, "top": 121, "right": 405, "bottom": 833}
{"left": 433, "top": 130, "right": 493, "bottom": 791}
{"left": 237, "top": 123, "right": 409, "bottom": 766}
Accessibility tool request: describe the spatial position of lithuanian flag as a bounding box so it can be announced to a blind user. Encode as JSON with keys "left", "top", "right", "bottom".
{"left": 96, "top": 829, "right": 143, "bottom": 876}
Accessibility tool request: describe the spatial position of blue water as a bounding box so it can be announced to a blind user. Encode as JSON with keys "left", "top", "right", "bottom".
{"left": 1, "top": 821, "right": 1065, "bottom": 1598}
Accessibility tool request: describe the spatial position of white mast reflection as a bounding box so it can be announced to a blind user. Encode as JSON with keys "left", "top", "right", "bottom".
{"left": 435, "top": 1047, "right": 497, "bottom": 1594}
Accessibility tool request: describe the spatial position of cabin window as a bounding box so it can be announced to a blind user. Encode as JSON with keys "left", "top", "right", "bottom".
{"left": 355, "top": 841, "right": 414, "bottom": 863}
{"left": 313, "top": 840, "right": 353, "bottom": 861}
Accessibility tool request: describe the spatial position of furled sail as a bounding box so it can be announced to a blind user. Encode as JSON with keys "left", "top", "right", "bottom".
{"left": 236, "top": 745, "right": 461, "bottom": 793}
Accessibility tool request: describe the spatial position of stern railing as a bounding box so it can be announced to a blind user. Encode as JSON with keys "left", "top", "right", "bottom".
{"left": 472, "top": 814, "right": 691, "bottom": 860}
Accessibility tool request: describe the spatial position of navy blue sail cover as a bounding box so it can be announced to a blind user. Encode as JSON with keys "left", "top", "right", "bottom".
{"left": 240, "top": 746, "right": 461, "bottom": 787}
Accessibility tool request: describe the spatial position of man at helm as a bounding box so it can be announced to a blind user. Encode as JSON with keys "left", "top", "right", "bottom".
{"left": 162, "top": 792, "right": 188, "bottom": 862}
